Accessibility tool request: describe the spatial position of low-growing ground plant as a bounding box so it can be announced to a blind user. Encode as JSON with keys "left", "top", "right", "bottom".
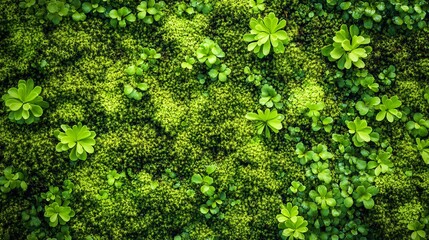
{"left": 137, "top": 0, "right": 166, "bottom": 24}
{"left": 346, "top": 117, "right": 376, "bottom": 147}
{"left": 54, "top": 123, "right": 97, "bottom": 161}
{"left": 44, "top": 201, "right": 75, "bottom": 227}
{"left": 107, "top": 170, "right": 126, "bottom": 188}
{"left": 375, "top": 95, "right": 402, "bottom": 122}
{"left": 124, "top": 83, "right": 149, "bottom": 100}
{"left": 181, "top": 56, "right": 196, "bottom": 70}
{"left": 109, "top": 7, "right": 136, "bottom": 28}
{"left": 208, "top": 64, "right": 231, "bottom": 82}
{"left": 259, "top": 84, "right": 283, "bottom": 109}
{"left": 191, "top": 165, "right": 227, "bottom": 219}
{"left": 0, "top": 167, "right": 28, "bottom": 193}
{"left": 2, "top": 79, "right": 48, "bottom": 124}
{"left": 406, "top": 113, "right": 429, "bottom": 137}
{"left": 249, "top": 0, "right": 265, "bottom": 13}
{"left": 196, "top": 38, "right": 225, "bottom": 67}
{"left": 321, "top": 24, "right": 372, "bottom": 69}
{"left": 244, "top": 66, "right": 263, "bottom": 86}
{"left": 243, "top": 12, "right": 290, "bottom": 58}
{"left": 245, "top": 109, "right": 284, "bottom": 138}
{"left": 416, "top": 138, "right": 429, "bottom": 164}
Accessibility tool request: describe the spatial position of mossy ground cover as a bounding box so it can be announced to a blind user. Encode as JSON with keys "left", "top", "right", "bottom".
{"left": 1, "top": 0, "right": 429, "bottom": 239}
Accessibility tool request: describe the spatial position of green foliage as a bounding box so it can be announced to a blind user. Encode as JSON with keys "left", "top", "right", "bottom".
{"left": 54, "top": 123, "right": 97, "bottom": 161}
{"left": 352, "top": 184, "right": 378, "bottom": 209}
{"left": 309, "top": 162, "right": 332, "bottom": 183}
{"left": 367, "top": 147, "right": 394, "bottom": 176}
{"left": 190, "top": 0, "right": 212, "bottom": 14}
{"left": 137, "top": 0, "right": 166, "bottom": 24}
{"left": 335, "top": 70, "right": 379, "bottom": 94}
{"left": 306, "top": 102, "right": 324, "bottom": 118}
{"left": 424, "top": 88, "right": 429, "bottom": 104}
{"left": 0, "top": 166, "right": 27, "bottom": 193}
{"left": 191, "top": 166, "right": 227, "bottom": 219}
{"left": 249, "top": 0, "right": 265, "bottom": 13}
{"left": 245, "top": 109, "right": 285, "bottom": 138}
{"left": 41, "top": 186, "right": 60, "bottom": 202}
{"left": 408, "top": 221, "right": 426, "bottom": 240}
{"left": 124, "top": 83, "right": 149, "bottom": 100}
{"left": 281, "top": 216, "right": 308, "bottom": 240}
{"left": 259, "top": 84, "right": 283, "bottom": 109}
{"left": 346, "top": 117, "right": 376, "bottom": 147}
{"left": 2, "top": 79, "right": 48, "bottom": 124}
{"left": 277, "top": 203, "right": 308, "bottom": 240}
{"left": 284, "top": 126, "right": 301, "bottom": 142}
{"left": 107, "top": 170, "right": 126, "bottom": 188}
{"left": 196, "top": 38, "right": 225, "bottom": 67}
{"left": 326, "top": 1, "right": 429, "bottom": 30}
{"left": 109, "top": 7, "right": 136, "bottom": 28}
{"left": 312, "top": 116, "right": 334, "bottom": 133}
{"left": 375, "top": 95, "right": 402, "bottom": 122}
{"left": 19, "top": 0, "right": 36, "bottom": 8}
{"left": 243, "top": 66, "right": 263, "bottom": 86}
{"left": 178, "top": 0, "right": 212, "bottom": 15}
{"left": 41, "top": 180, "right": 76, "bottom": 228}
{"left": 41, "top": 180, "right": 74, "bottom": 202}
{"left": 378, "top": 65, "right": 396, "bottom": 86}
{"left": 181, "top": 56, "right": 196, "bottom": 70}
{"left": 355, "top": 94, "right": 380, "bottom": 117}
{"left": 289, "top": 181, "right": 306, "bottom": 193}
{"left": 321, "top": 24, "right": 372, "bottom": 69}
{"left": 243, "top": 12, "right": 290, "bottom": 58}
{"left": 46, "top": 0, "right": 70, "bottom": 25}
{"left": 81, "top": 0, "right": 107, "bottom": 15}
{"left": 406, "top": 113, "right": 429, "bottom": 137}
{"left": 309, "top": 185, "right": 337, "bottom": 209}
{"left": 44, "top": 201, "right": 75, "bottom": 227}
{"left": 208, "top": 64, "right": 231, "bottom": 82}
{"left": 21, "top": 205, "right": 42, "bottom": 229}
{"left": 96, "top": 190, "right": 109, "bottom": 200}
{"left": 416, "top": 138, "right": 429, "bottom": 164}
{"left": 125, "top": 47, "right": 161, "bottom": 75}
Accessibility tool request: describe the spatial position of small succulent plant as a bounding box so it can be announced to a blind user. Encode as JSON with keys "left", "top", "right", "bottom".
{"left": 196, "top": 38, "right": 225, "bottom": 67}
{"left": 243, "top": 12, "right": 290, "bottom": 58}
{"left": 321, "top": 24, "right": 372, "bottom": 69}
{"left": 2, "top": 79, "right": 48, "bottom": 124}
{"left": 245, "top": 109, "right": 285, "bottom": 138}
{"left": 54, "top": 123, "right": 97, "bottom": 161}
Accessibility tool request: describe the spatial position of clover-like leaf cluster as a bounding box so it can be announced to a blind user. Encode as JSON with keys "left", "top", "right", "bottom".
{"left": 137, "top": 0, "right": 166, "bottom": 24}
{"left": 44, "top": 201, "right": 75, "bottom": 227}
{"left": 259, "top": 84, "right": 283, "bottom": 109}
{"left": 124, "top": 83, "right": 149, "bottom": 100}
{"left": 109, "top": 7, "right": 136, "bottom": 28}
{"left": 0, "top": 167, "right": 27, "bottom": 193}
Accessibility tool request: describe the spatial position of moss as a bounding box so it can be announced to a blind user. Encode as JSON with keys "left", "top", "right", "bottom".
{"left": 1, "top": 0, "right": 429, "bottom": 239}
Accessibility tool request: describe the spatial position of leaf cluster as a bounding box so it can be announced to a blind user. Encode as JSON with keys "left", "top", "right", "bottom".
{"left": 2, "top": 79, "right": 48, "bottom": 124}
{"left": 54, "top": 123, "right": 97, "bottom": 161}
{"left": 244, "top": 12, "right": 290, "bottom": 58}
{"left": 321, "top": 24, "right": 372, "bottom": 69}
{"left": 245, "top": 109, "right": 285, "bottom": 138}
